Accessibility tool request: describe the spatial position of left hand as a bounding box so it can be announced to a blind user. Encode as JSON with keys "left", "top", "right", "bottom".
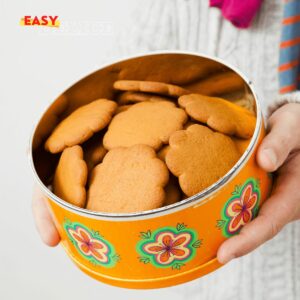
{"left": 218, "top": 102, "right": 300, "bottom": 264}
{"left": 32, "top": 186, "right": 60, "bottom": 247}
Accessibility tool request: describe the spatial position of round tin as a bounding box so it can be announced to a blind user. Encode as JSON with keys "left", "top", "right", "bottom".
{"left": 29, "top": 51, "right": 272, "bottom": 289}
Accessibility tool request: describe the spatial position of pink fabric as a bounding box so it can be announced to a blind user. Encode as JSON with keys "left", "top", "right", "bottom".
{"left": 209, "top": 0, "right": 264, "bottom": 29}
{"left": 210, "top": 0, "right": 224, "bottom": 8}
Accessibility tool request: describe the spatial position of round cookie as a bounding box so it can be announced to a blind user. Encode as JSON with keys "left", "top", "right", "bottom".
{"left": 179, "top": 94, "right": 256, "bottom": 139}
{"left": 53, "top": 145, "right": 88, "bottom": 208}
{"left": 166, "top": 124, "right": 241, "bottom": 197}
{"left": 117, "top": 91, "right": 173, "bottom": 105}
{"left": 45, "top": 99, "right": 117, "bottom": 153}
{"left": 87, "top": 144, "right": 169, "bottom": 213}
{"left": 113, "top": 80, "right": 190, "bottom": 98}
{"left": 103, "top": 101, "right": 188, "bottom": 150}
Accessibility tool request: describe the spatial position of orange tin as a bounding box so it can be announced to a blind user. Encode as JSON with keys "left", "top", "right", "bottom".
{"left": 29, "top": 52, "right": 272, "bottom": 289}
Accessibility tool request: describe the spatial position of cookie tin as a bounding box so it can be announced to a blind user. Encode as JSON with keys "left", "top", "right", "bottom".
{"left": 29, "top": 51, "right": 272, "bottom": 289}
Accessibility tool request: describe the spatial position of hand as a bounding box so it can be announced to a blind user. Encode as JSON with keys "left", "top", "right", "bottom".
{"left": 218, "top": 103, "right": 300, "bottom": 264}
{"left": 32, "top": 186, "right": 60, "bottom": 247}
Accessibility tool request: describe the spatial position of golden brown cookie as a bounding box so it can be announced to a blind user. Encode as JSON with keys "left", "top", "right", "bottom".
{"left": 103, "top": 101, "right": 188, "bottom": 150}
{"left": 232, "top": 137, "right": 252, "bottom": 155}
{"left": 115, "top": 105, "right": 132, "bottom": 114}
{"left": 117, "top": 91, "right": 173, "bottom": 105}
{"left": 53, "top": 145, "right": 88, "bottom": 208}
{"left": 157, "top": 145, "right": 170, "bottom": 162}
{"left": 166, "top": 124, "right": 240, "bottom": 196}
{"left": 163, "top": 175, "right": 181, "bottom": 206}
{"left": 183, "top": 120, "right": 197, "bottom": 129}
{"left": 45, "top": 99, "right": 117, "bottom": 153}
{"left": 87, "top": 144, "right": 169, "bottom": 213}
{"left": 113, "top": 80, "right": 190, "bottom": 98}
{"left": 82, "top": 134, "right": 107, "bottom": 172}
{"left": 184, "top": 71, "right": 245, "bottom": 96}
{"left": 179, "top": 94, "right": 256, "bottom": 139}
{"left": 220, "top": 90, "right": 246, "bottom": 101}
{"left": 117, "top": 55, "right": 223, "bottom": 85}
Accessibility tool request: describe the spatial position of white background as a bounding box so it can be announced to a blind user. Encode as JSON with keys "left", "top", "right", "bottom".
{"left": 0, "top": 1, "right": 297, "bottom": 299}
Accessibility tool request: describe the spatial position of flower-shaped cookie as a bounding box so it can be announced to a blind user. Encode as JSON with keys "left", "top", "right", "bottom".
{"left": 82, "top": 133, "right": 107, "bottom": 172}
{"left": 179, "top": 94, "right": 256, "bottom": 139}
{"left": 53, "top": 145, "right": 88, "bottom": 207}
{"left": 103, "top": 101, "right": 187, "bottom": 150}
{"left": 45, "top": 99, "right": 117, "bottom": 153}
{"left": 184, "top": 71, "right": 245, "bottom": 96}
{"left": 166, "top": 124, "right": 240, "bottom": 196}
{"left": 87, "top": 144, "right": 169, "bottom": 213}
{"left": 114, "top": 80, "right": 190, "bottom": 98}
{"left": 117, "top": 91, "right": 172, "bottom": 105}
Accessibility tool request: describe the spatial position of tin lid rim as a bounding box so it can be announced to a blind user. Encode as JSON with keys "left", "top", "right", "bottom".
{"left": 28, "top": 50, "right": 262, "bottom": 221}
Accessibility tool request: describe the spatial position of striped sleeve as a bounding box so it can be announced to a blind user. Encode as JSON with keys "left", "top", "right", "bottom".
{"left": 279, "top": 0, "right": 300, "bottom": 94}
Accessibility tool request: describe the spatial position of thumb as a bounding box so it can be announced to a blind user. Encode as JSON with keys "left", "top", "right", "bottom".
{"left": 257, "top": 108, "right": 298, "bottom": 172}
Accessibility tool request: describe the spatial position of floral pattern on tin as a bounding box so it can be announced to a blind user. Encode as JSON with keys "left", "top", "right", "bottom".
{"left": 63, "top": 219, "right": 120, "bottom": 267}
{"left": 217, "top": 178, "right": 261, "bottom": 238}
{"left": 136, "top": 223, "right": 201, "bottom": 270}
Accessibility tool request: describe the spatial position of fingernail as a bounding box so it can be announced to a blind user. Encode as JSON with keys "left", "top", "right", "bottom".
{"left": 263, "top": 148, "right": 277, "bottom": 167}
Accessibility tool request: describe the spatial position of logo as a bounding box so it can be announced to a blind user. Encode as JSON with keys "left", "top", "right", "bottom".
{"left": 20, "top": 15, "right": 60, "bottom": 27}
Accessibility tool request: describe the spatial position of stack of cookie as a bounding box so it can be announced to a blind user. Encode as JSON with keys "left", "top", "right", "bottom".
{"left": 44, "top": 78, "right": 256, "bottom": 213}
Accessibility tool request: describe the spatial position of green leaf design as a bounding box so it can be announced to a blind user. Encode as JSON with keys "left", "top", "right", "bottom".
{"left": 216, "top": 219, "right": 226, "bottom": 229}
{"left": 176, "top": 223, "right": 187, "bottom": 231}
{"left": 64, "top": 217, "right": 72, "bottom": 226}
{"left": 192, "top": 239, "right": 202, "bottom": 248}
{"left": 139, "top": 256, "right": 150, "bottom": 264}
{"left": 255, "top": 178, "right": 261, "bottom": 188}
{"left": 253, "top": 206, "right": 260, "bottom": 218}
{"left": 90, "top": 259, "right": 98, "bottom": 266}
{"left": 112, "top": 253, "right": 121, "bottom": 262}
{"left": 231, "top": 185, "right": 241, "bottom": 196}
{"left": 139, "top": 230, "right": 152, "bottom": 239}
{"left": 172, "top": 262, "right": 185, "bottom": 270}
{"left": 91, "top": 230, "right": 102, "bottom": 238}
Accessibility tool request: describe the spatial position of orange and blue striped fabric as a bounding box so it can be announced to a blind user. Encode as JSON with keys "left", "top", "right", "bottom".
{"left": 279, "top": 0, "right": 300, "bottom": 94}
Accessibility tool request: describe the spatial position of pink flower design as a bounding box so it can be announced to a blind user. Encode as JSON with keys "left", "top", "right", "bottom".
{"left": 143, "top": 231, "right": 192, "bottom": 265}
{"left": 68, "top": 226, "right": 109, "bottom": 263}
{"left": 226, "top": 182, "right": 258, "bottom": 234}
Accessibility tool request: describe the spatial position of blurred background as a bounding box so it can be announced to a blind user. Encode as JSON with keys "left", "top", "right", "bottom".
{"left": 0, "top": 1, "right": 298, "bottom": 299}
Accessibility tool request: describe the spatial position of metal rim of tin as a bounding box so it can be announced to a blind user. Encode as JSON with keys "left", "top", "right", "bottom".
{"left": 29, "top": 50, "right": 262, "bottom": 221}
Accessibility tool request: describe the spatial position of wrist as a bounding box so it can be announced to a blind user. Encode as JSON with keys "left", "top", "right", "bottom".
{"left": 267, "top": 91, "right": 300, "bottom": 117}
